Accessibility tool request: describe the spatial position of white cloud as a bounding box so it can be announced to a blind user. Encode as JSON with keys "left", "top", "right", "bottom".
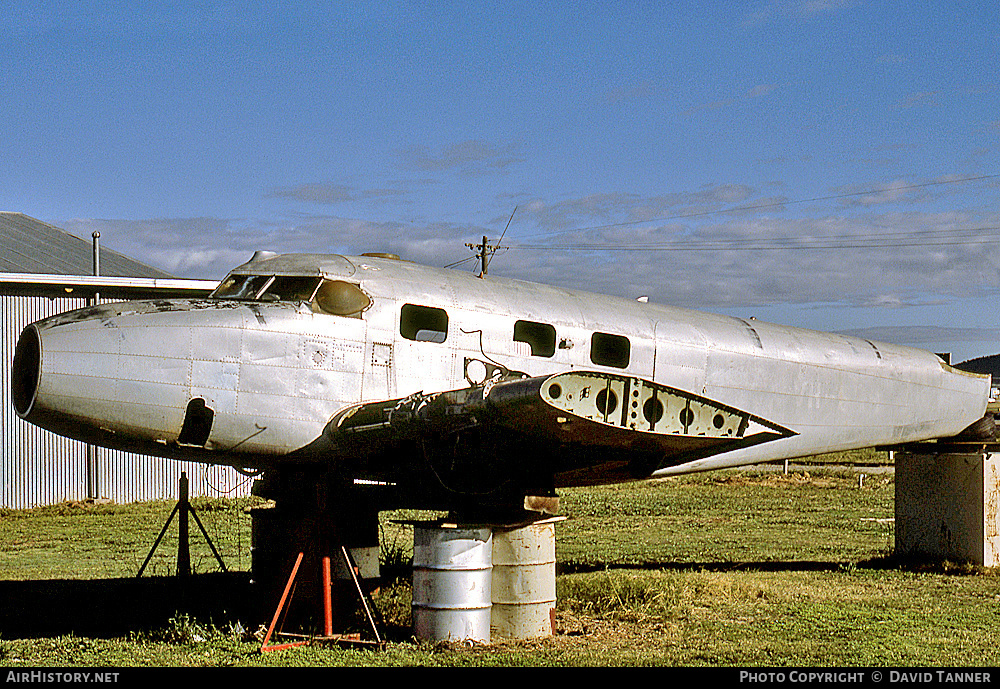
{"left": 746, "top": 83, "right": 780, "bottom": 98}
{"left": 603, "top": 81, "right": 662, "bottom": 105}
{"left": 893, "top": 91, "right": 938, "bottom": 110}
{"left": 876, "top": 54, "right": 906, "bottom": 65}
{"left": 837, "top": 325, "right": 1000, "bottom": 347}
{"left": 53, "top": 176, "right": 1000, "bottom": 318}
{"left": 269, "top": 183, "right": 408, "bottom": 205}
{"left": 796, "top": 0, "right": 855, "bottom": 16}
{"left": 397, "top": 140, "right": 524, "bottom": 176}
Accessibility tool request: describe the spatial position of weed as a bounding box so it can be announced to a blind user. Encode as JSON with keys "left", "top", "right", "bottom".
{"left": 157, "top": 614, "right": 213, "bottom": 644}
{"left": 378, "top": 521, "right": 412, "bottom": 583}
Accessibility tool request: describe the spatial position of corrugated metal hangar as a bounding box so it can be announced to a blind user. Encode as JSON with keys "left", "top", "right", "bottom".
{"left": 1, "top": 213, "right": 253, "bottom": 508}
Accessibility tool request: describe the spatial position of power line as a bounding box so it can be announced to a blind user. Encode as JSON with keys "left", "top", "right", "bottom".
{"left": 507, "top": 225, "right": 1000, "bottom": 252}
{"left": 484, "top": 206, "right": 516, "bottom": 274}
{"left": 455, "top": 207, "right": 517, "bottom": 276}
{"left": 443, "top": 254, "right": 479, "bottom": 269}
{"left": 512, "top": 173, "right": 1000, "bottom": 242}
{"left": 446, "top": 174, "right": 1000, "bottom": 266}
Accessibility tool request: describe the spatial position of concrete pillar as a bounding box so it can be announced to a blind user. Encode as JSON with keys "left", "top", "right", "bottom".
{"left": 895, "top": 450, "right": 1000, "bottom": 566}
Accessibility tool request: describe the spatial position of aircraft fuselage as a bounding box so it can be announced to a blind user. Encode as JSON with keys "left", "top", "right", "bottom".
{"left": 12, "top": 252, "right": 991, "bottom": 509}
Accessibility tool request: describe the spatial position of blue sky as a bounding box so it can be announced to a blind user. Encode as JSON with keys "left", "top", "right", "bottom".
{"left": 3, "top": 1, "right": 1000, "bottom": 363}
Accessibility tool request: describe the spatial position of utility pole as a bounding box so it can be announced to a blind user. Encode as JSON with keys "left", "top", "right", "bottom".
{"left": 465, "top": 235, "right": 495, "bottom": 277}
{"left": 462, "top": 206, "right": 516, "bottom": 278}
{"left": 87, "top": 232, "right": 100, "bottom": 501}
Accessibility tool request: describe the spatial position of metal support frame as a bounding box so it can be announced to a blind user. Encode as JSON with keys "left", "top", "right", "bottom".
{"left": 136, "top": 472, "right": 227, "bottom": 577}
{"left": 260, "top": 546, "right": 385, "bottom": 652}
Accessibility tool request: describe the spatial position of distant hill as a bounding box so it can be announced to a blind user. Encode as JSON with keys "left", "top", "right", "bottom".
{"left": 955, "top": 353, "right": 1000, "bottom": 380}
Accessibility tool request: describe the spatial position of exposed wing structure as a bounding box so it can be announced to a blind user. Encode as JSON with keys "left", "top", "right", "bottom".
{"left": 488, "top": 371, "right": 795, "bottom": 458}
{"left": 325, "top": 371, "right": 796, "bottom": 502}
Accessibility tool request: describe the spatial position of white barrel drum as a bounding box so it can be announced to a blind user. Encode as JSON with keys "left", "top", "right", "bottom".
{"left": 411, "top": 525, "right": 493, "bottom": 643}
{"left": 491, "top": 520, "right": 557, "bottom": 639}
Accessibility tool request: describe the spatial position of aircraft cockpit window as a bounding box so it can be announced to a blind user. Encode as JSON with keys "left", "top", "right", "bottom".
{"left": 211, "top": 275, "right": 273, "bottom": 300}
{"left": 212, "top": 275, "right": 326, "bottom": 304}
{"left": 259, "top": 276, "right": 322, "bottom": 303}
{"left": 591, "top": 332, "right": 631, "bottom": 369}
{"left": 514, "top": 320, "right": 556, "bottom": 357}
{"left": 400, "top": 304, "right": 448, "bottom": 343}
{"left": 313, "top": 280, "right": 372, "bottom": 317}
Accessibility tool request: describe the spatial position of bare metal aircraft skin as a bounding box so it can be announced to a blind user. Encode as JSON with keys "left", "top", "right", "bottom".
{"left": 11, "top": 252, "right": 992, "bottom": 511}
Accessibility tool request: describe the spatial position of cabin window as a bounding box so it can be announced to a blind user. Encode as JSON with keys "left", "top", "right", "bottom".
{"left": 514, "top": 320, "right": 556, "bottom": 357}
{"left": 590, "top": 332, "right": 631, "bottom": 369}
{"left": 313, "top": 280, "right": 371, "bottom": 317}
{"left": 400, "top": 304, "right": 448, "bottom": 343}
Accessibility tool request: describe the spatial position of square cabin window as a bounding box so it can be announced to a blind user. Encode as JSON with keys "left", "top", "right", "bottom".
{"left": 591, "top": 332, "right": 631, "bottom": 368}
{"left": 400, "top": 304, "right": 448, "bottom": 343}
{"left": 514, "top": 320, "right": 556, "bottom": 357}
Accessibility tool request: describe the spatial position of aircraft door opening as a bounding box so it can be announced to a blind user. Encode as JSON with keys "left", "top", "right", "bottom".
{"left": 364, "top": 341, "right": 396, "bottom": 402}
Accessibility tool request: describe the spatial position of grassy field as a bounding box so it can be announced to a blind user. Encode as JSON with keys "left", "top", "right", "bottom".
{"left": 1, "top": 458, "right": 998, "bottom": 668}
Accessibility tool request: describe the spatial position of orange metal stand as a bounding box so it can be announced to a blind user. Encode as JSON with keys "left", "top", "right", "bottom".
{"left": 260, "top": 546, "right": 384, "bottom": 652}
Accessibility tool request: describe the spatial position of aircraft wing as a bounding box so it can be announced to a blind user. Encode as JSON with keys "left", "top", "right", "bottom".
{"left": 324, "top": 370, "right": 796, "bottom": 492}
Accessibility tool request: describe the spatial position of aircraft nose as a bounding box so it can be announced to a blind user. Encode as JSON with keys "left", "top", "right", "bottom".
{"left": 10, "top": 302, "right": 195, "bottom": 447}
{"left": 11, "top": 324, "right": 41, "bottom": 418}
{"left": 10, "top": 309, "right": 139, "bottom": 438}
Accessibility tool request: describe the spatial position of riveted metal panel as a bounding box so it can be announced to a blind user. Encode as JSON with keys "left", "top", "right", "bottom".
{"left": 2, "top": 295, "right": 252, "bottom": 508}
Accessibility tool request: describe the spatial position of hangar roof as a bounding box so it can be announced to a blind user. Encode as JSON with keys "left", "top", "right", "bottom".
{"left": 0, "top": 212, "right": 173, "bottom": 278}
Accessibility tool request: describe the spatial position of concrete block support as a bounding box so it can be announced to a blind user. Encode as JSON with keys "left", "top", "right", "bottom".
{"left": 895, "top": 450, "right": 1000, "bottom": 566}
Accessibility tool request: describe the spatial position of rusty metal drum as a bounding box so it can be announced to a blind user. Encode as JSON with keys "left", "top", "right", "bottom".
{"left": 411, "top": 524, "right": 493, "bottom": 643}
{"left": 490, "top": 519, "right": 558, "bottom": 639}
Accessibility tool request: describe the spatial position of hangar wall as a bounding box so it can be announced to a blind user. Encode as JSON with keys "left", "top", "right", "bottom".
{"left": 1, "top": 294, "right": 254, "bottom": 509}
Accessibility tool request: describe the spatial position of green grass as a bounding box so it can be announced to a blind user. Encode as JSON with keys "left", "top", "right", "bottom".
{"left": 0, "top": 497, "right": 257, "bottom": 580}
{"left": 2, "top": 466, "right": 998, "bottom": 667}
{"left": 793, "top": 447, "right": 892, "bottom": 465}
{"left": 554, "top": 567, "right": 1000, "bottom": 666}
{"left": 557, "top": 472, "right": 896, "bottom": 567}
